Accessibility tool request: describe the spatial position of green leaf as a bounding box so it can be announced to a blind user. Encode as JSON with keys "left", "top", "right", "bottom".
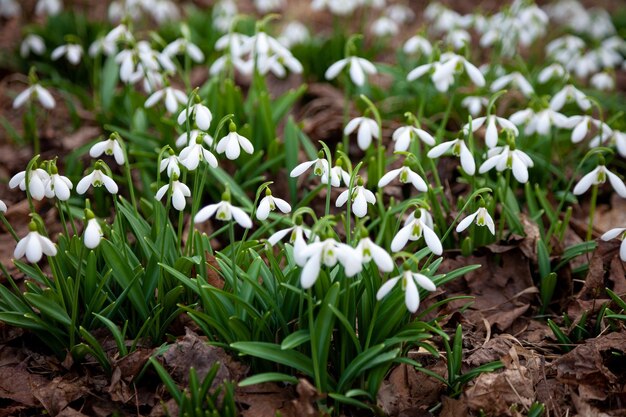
{"left": 100, "top": 55, "right": 119, "bottom": 112}
{"left": 238, "top": 372, "right": 299, "bottom": 387}
{"left": 281, "top": 329, "right": 311, "bottom": 350}
{"left": 230, "top": 342, "right": 314, "bottom": 376}
{"left": 23, "top": 292, "right": 71, "bottom": 327}
{"left": 337, "top": 344, "right": 399, "bottom": 392}
{"left": 149, "top": 357, "right": 182, "bottom": 403}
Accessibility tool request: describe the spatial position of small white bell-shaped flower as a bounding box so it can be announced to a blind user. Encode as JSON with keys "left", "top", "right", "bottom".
{"left": 378, "top": 162, "right": 428, "bottom": 192}
{"left": 344, "top": 116, "right": 379, "bottom": 150}
{"left": 456, "top": 204, "right": 495, "bottom": 235}
{"left": 490, "top": 72, "right": 534, "bottom": 97}
{"left": 573, "top": 162, "right": 626, "bottom": 198}
{"left": 13, "top": 84, "right": 55, "bottom": 110}
{"left": 51, "top": 43, "right": 83, "bottom": 65}
{"left": 89, "top": 133, "right": 125, "bottom": 165}
{"left": 20, "top": 34, "right": 46, "bottom": 58}
{"left": 194, "top": 189, "right": 252, "bottom": 229}
{"left": 290, "top": 151, "right": 330, "bottom": 180}
{"left": 355, "top": 233, "right": 394, "bottom": 272}
{"left": 179, "top": 133, "right": 218, "bottom": 171}
{"left": 76, "top": 162, "right": 118, "bottom": 195}
{"left": 321, "top": 159, "right": 351, "bottom": 188}
{"left": 550, "top": 84, "right": 591, "bottom": 111}
{"left": 392, "top": 125, "right": 435, "bottom": 151}
{"left": 376, "top": 269, "right": 436, "bottom": 313}
{"left": 44, "top": 165, "right": 73, "bottom": 201}
{"left": 601, "top": 227, "right": 626, "bottom": 261}
{"left": 461, "top": 96, "right": 488, "bottom": 117}
{"left": 163, "top": 38, "right": 205, "bottom": 63}
{"left": 160, "top": 151, "right": 181, "bottom": 178}
{"left": 335, "top": 177, "right": 376, "bottom": 218}
{"left": 14, "top": 221, "right": 57, "bottom": 263}
{"left": 216, "top": 122, "right": 254, "bottom": 160}
{"left": 155, "top": 175, "right": 191, "bottom": 211}
{"left": 177, "top": 101, "right": 213, "bottom": 131}
{"left": 145, "top": 86, "right": 187, "bottom": 114}
{"left": 463, "top": 115, "right": 519, "bottom": 149}
{"left": 83, "top": 209, "right": 103, "bottom": 249}
{"left": 298, "top": 238, "right": 362, "bottom": 289}
{"left": 391, "top": 208, "right": 442, "bottom": 255}
{"left": 479, "top": 143, "right": 534, "bottom": 184}
{"left": 9, "top": 168, "right": 50, "bottom": 201}
{"left": 256, "top": 188, "right": 291, "bottom": 221}
{"left": 427, "top": 138, "right": 475, "bottom": 175}
{"left": 325, "top": 56, "right": 377, "bottom": 87}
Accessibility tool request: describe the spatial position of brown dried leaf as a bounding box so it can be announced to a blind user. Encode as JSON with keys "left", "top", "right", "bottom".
{"left": 0, "top": 364, "right": 48, "bottom": 407}
{"left": 291, "top": 379, "right": 321, "bottom": 417}
{"left": 33, "top": 376, "right": 89, "bottom": 416}
{"left": 237, "top": 382, "right": 297, "bottom": 417}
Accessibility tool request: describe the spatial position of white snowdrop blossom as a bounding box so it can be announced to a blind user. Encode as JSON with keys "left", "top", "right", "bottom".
{"left": 35, "top": 0, "right": 62, "bottom": 16}
{"left": 355, "top": 237, "right": 394, "bottom": 272}
{"left": 290, "top": 154, "right": 330, "bottom": 180}
{"left": 464, "top": 115, "right": 519, "bottom": 149}
{"left": 14, "top": 225, "right": 57, "bottom": 263}
{"left": 427, "top": 138, "right": 475, "bottom": 175}
{"left": 89, "top": 37, "right": 118, "bottom": 57}
{"left": 155, "top": 179, "right": 191, "bottom": 211}
{"left": 254, "top": 0, "right": 284, "bottom": 13}
{"left": 321, "top": 163, "right": 351, "bottom": 188}
{"left": 9, "top": 168, "right": 49, "bottom": 201}
{"left": 298, "top": 238, "right": 362, "bottom": 289}
{"left": 392, "top": 125, "right": 435, "bottom": 151}
{"left": 179, "top": 136, "right": 218, "bottom": 171}
{"left": 461, "top": 96, "right": 488, "bottom": 117}
{"left": 590, "top": 72, "right": 615, "bottom": 91}
{"left": 403, "top": 35, "right": 432, "bottom": 56}
{"left": 550, "top": 84, "right": 591, "bottom": 111}
{"left": 573, "top": 165, "right": 626, "bottom": 198}
{"left": 44, "top": 171, "right": 73, "bottom": 201}
{"left": 371, "top": 16, "right": 399, "bottom": 37}
{"left": 176, "top": 129, "right": 211, "bottom": 148}
{"left": 344, "top": 116, "right": 379, "bottom": 150}
{"left": 177, "top": 103, "right": 212, "bottom": 131}
{"left": 278, "top": 21, "right": 310, "bottom": 48}
{"left": 246, "top": 31, "right": 303, "bottom": 77}
{"left": 385, "top": 4, "right": 414, "bottom": 24}
{"left": 408, "top": 53, "right": 485, "bottom": 92}
{"left": 267, "top": 224, "right": 310, "bottom": 264}
{"left": 509, "top": 108, "right": 569, "bottom": 136}
{"left": 566, "top": 115, "right": 604, "bottom": 144}
{"left": 76, "top": 168, "right": 118, "bottom": 195}
{"left": 159, "top": 154, "right": 181, "bottom": 178}
{"left": 0, "top": 0, "right": 20, "bottom": 17}
{"left": 378, "top": 165, "right": 428, "bottom": 192}
{"left": 479, "top": 145, "right": 534, "bottom": 183}
{"left": 601, "top": 227, "right": 626, "bottom": 261}
{"left": 256, "top": 190, "right": 291, "bottom": 220}
{"left": 538, "top": 64, "right": 567, "bottom": 84}
{"left": 212, "top": 0, "right": 237, "bottom": 32}
{"left": 84, "top": 215, "right": 103, "bottom": 250}
{"left": 195, "top": 199, "right": 252, "bottom": 229}
{"left": 391, "top": 209, "right": 442, "bottom": 255}
{"left": 0, "top": 199, "right": 6, "bottom": 213}
{"left": 445, "top": 29, "right": 471, "bottom": 50}
{"left": 456, "top": 206, "right": 495, "bottom": 235}
{"left": 607, "top": 130, "right": 626, "bottom": 157}
{"left": 376, "top": 270, "right": 436, "bottom": 313}
{"left": 13, "top": 84, "right": 55, "bottom": 110}
{"left": 490, "top": 72, "right": 534, "bottom": 97}
{"left": 325, "top": 56, "right": 377, "bottom": 87}
{"left": 20, "top": 35, "right": 46, "bottom": 58}
{"left": 311, "top": 0, "right": 359, "bottom": 16}
{"left": 145, "top": 86, "right": 187, "bottom": 114}
{"left": 163, "top": 38, "right": 204, "bottom": 63}
{"left": 216, "top": 126, "right": 254, "bottom": 160}
{"left": 90, "top": 137, "right": 125, "bottom": 165}
{"left": 335, "top": 180, "right": 376, "bottom": 218}
{"left": 51, "top": 43, "right": 83, "bottom": 65}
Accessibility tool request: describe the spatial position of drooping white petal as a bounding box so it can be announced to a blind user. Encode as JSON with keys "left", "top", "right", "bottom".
{"left": 301, "top": 252, "right": 322, "bottom": 289}
{"left": 290, "top": 160, "right": 317, "bottom": 177}
{"left": 84, "top": 219, "right": 103, "bottom": 249}
{"left": 456, "top": 212, "right": 478, "bottom": 233}
{"left": 256, "top": 197, "right": 271, "bottom": 220}
{"left": 405, "top": 274, "right": 420, "bottom": 313}
{"left": 601, "top": 227, "right": 626, "bottom": 241}
{"left": 230, "top": 205, "right": 252, "bottom": 228}
{"left": 391, "top": 223, "right": 413, "bottom": 252}
{"left": 413, "top": 272, "right": 436, "bottom": 292}
{"left": 378, "top": 168, "right": 401, "bottom": 188}
{"left": 376, "top": 277, "right": 400, "bottom": 300}
{"left": 606, "top": 170, "right": 626, "bottom": 198}
{"left": 573, "top": 169, "right": 598, "bottom": 195}
{"left": 325, "top": 59, "right": 348, "bottom": 80}
{"left": 195, "top": 203, "right": 220, "bottom": 223}
{"left": 422, "top": 225, "right": 442, "bottom": 255}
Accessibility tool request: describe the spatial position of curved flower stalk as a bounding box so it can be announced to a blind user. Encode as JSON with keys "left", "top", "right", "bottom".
{"left": 155, "top": 177, "right": 191, "bottom": 211}
{"left": 9, "top": 168, "right": 49, "bottom": 201}
{"left": 195, "top": 196, "right": 252, "bottom": 229}
{"left": 403, "top": 35, "right": 432, "bottom": 56}
{"left": 456, "top": 206, "right": 495, "bottom": 235}
{"left": 490, "top": 72, "right": 534, "bottom": 97}
{"left": 14, "top": 221, "right": 57, "bottom": 263}
{"left": 51, "top": 43, "right": 83, "bottom": 65}
{"left": 297, "top": 238, "right": 362, "bottom": 289}
{"left": 179, "top": 134, "right": 218, "bottom": 170}
{"left": 325, "top": 56, "right": 377, "bottom": 87}
{"left": 407, "top": 52, "right": 485, "bottom": 93}
{"left": 509, "top": 107, "right": 569, "bottom": 136}
{"left": 573, "top": 164, "right": 626, "bottom": 198}
{"left": 178, "top": 102, "right": 212, "bottom": 131}
{"left": 378, "top": 162, "right": 428, "bottom": 192}
{"left": 391, "top": 208, "right": 442, "bottom": 255}
{"left": 392, "top": 125, "right": 435, "bottom": 151}
{"left": 463, "top": 114, "right": 519, "bottom": 149}
{"left": 427, "top": 138, "right": 475, "bottom": 175}
{"left": 601, "top": 227, "right": 626, "bottom": 261}
{"left": 256, "top": 189, "right": 291, "bottom": 220}
{"left": 549, "top": 84, "right": 591, "bottom": 111}
{"left": 376, "top": 269, "right": 436, "bottom": 313}
{"left": 216, "top": 122, "right": 254, "bottom": 160}
{"left": 90, "top": 135, "right": 125, "bottom": 165}
{"left": 479, "top": 144, "right": 534, "bottom": 184}
{"left": 145, "top": 86, "right": 187, "bottom": 114}
{"left": 344, "top": 116, "right": 378, "bottom": 150}
{"left": 335, "top": 177, "right": 376, "bottom": 218}
{"left": 76, "top": 162, "right": 118, "bottom": 195}
{"left": 83, "top": 209, "right": 103, "bottom": 249}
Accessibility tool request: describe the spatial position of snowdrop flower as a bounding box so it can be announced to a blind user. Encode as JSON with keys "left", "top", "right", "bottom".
{"left": 376, "top": 269, "right": 436, "bottom": 313}
{"left": 163, "top": 38, "right": 204, "bottom": 63}
{"left": 20, "top": 35, "right": 46, "bottom": 58}
{"left": 176, "top": 129, "right": 211, "bottom": 148}
{"left": 427, "top": 138, "right": 475, "bottom": 175}
{"left": 0, "top": 0, "right": 20, "bottom": 17}
{"left": 445, "top": 29, "right": 470, "bottom": 50}
{"left": 267, "top": 222, "right": 310, "bottom": 264}
{"left": 194, "top": 193, "right": 252, "bottom": 229}
{"left": 322, "top": 160, "right": 351, "bottom": 188}
{"left": 336, "top": 178, "right": 376, "bottom": 218}
{"left": 538, "top": 64, "right": 567, "bottom": 84}
{"left": 573, "top": 164, "right": 626, "bottom": 198}
{"left": 9, "top": 168, "right": 49, "bottom": 201}
{"left": 344, "top": 116, "right": 378, "bottom": 150}
{"left": 256, "top": 189, "right": 291, "bottom": 220}
{"left": 14, "top": 222, "right": 57, "bottom": 263}
{"left": 325, "top": 56, "right": 377, "bottom": 87}
{"left": 590, "top": 72, "right": 615, "bottom": 91}
{"left": 149, "top": 0, "right": 180, "bottom": 24}
{"left": 509, "top": 108, "right": 569, "bottom": 136}
{"left": 51, "top": 43, "right": 83, "bottom": 65}
{"left": 290, "top": 152, "right": 330, "bottom": 181}
{"left": 371, "top": 16, "right": 399, "bottom": 37}
{"left": 13, "top": 84, "right": 55, "bottom": 110}
{"left": 89, "top": 37, "right": 118, "bottom": 57}
{"left": 35, "top": 0, "right": 62, "bottom": 16}
{"left": 311, "top": 0, "right": 359, "bottom": 16}
{"left": 278, "top": 21, "right": 309, "bottom": 48}
{"left": 90, "top": 135, "right": 125, "bottom": 165}
{"left": 479, "top": 144, "right": 534, "bottom": 183}
{"left": 355, "top": 236, "right": 394, "bottom": 272}
{"left": 601, "top": 227, "right": 626, "bottom": 261}
{"left": 76, "top": 163, "right": 118, "bottom": 195}
{"left": 392, "top": 125, "right": 435, "bottom": 151}
{"left": 212, "top": 0, "right": 237, "bottom": 32}
{"left": 403, "top": 35, "right": 432, "bottom": 56}
{"left": 408, "top": 53, "right": 485, "bottom": 92}
{"left": 216, "top": 123, "right": 254, "bottom": 160}
{"left": 83, "top": 210, "right": 103, "bottom": 249}
{"left": 490, "top": 72, "right": 534, "bottom": 97}
{"left": 550, "top": 84, "right": 591, "bottom": 111}
{"left": 245, "top": 31, "right": 303, "bottom": 77}
{"left": 607, "top": 130, "right": 626, "bottom": 157}
{"left": 159, "top": 151, "right": 181, "bottom": 178}
{"left": 386, "top": 4, "right": 414, "bottom": 24}
{"left": 378, "top": 164, "right": 428, "bottom": 192}
{"left": 44, "top": 167, "right": 73, "bottom": 201}
{"left": 461, "top": 96, "right": 488, "bottom": 117}
{"left": 464, "top": 115, "right": 519, "bottom": 149}
{"left": 155, "top": 177, "right": 191, "bottom": 211}
{"left": 456, "top": 206, "right": 495, "bottom": 235}
{"left": 298, "top": 238, "right": 362, "bottom": 288}
{"left": 0, "top": 199, "right": 5, "bottom": 213}
{"left": 179, "top": 134, "right": 218, "bottom": 171}
{"left": 145, "top": 86, "right": 187, "bottom": 114}
{"left": 254, "top": 0, "right": 284, "bottom": 13}
{"left": 566, "top": 115, "right": 603, "bottom": 143}
{"left": 391, "top": 208, "right": 442, "bottom": 255}
{"left": 177, "top": 102, "right": 212, "bottom": 131}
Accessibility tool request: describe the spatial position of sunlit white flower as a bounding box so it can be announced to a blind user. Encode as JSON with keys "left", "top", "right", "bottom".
{"left": 378, "top": 165, "right": 428, "bottom": 192}
{"left": 385, "top": 4, "right": 414, "bottom": 24}
{"left": 12, "top": 84, "right": 55, "bottom": 110}
{"left": 51, "top": 43, "right": 83, "bottom": 65}
{"left": 278, "top": 21, "right": 310, "bottom": 48}
{"left": 456, "top": 206, "right": 495, "bottom": 235}
{"left": 509, "top": 108, "right": 569, "bottom": 136}
{"left": 538, "top": 64, "right": 567, "bottom": 84}
{"left": 176, "top": 129, "right": 211, "bottom": 148}
{"left": 445, "top": 29, "right": 470, "bottom": 50}
{"left": 490, "top": 72, "right": 534, "bottom": 97}
{"left": 427, "top": 138, "right": 475, "bottom": 175}
{"left": 371, "top": 16, "right": 399, "bottom": 37}
{"left": 35, "top": 0, "right": 61, "bottom": 16}
{"left": 322, "top": 162, "right": 351, "bottom": 187}
{"left": 392, "top": 125, "right": 435, "bottom": 151}
{"left": 479, "top": 145, "right": 534, "bottom": 183}
{"left": 216, "top": 127, "right": 254, "bottom": 160}
{"left": 566, "top": 115, "right": 604, "bottom": 144}
{"left": 267, "top": 224, "right": 310, "bottom": 264}
{"left": 44, "top": 171, "right": 73, "bottom": 201}
{"left": 408, "top": 53, "right": 485, "bottom": 92}
{"left": 88, "top": 37, "right": 118, "bottom": 57}
{"left": 464, "top": 115, "right": 519, "bottom": 149}
{"left": 325, "top": 56, "right": 377, "bottom": 87}
{"left": 344, "top": 116, "right": 378, "bottom": 150}
{"left": 601, "top": 227, "right": 626, "bottom": 261}
{"left": 177, "top": 103, "right": 212, "bottom": 131}
{"left": 355, "top": 237, "right": 393, "bottom": 272}
{"left": 461, "top": 96, "right": 488, "bottom": 117}
{"left": 145, "top": 86, "right": 187, "bottom": 114}
{"left": 336, "top": 179, "right": 376, "bottom": 218}
{"left": 155, "top": 179, "right": 191, "bottom": 211}
{"left": 607, "top": 130, "right": 626, "bottom": 157}
{"left": 163, "top": 38, "right": 204, "bottom": 63}
{"left": 159, "top": 153, "right": 181, "bottom": 178}
{"left": 148, "top": 0, "right": 180, "bottom": 24}
{"left": 391, "top": 209, "right": 442, "bottom": 255}
{"left": 9, "top": 168, "right": 49, "bottom": 201}
{"left": 179, "top": 136, "right": 218, "bottom": 170}
{"left": 403, "top": 35, "right": 432, "bottom": 56}
{"left": 290, "top": 154, "right": 330, "bottom": 180}
{"left": 245, "top": 31, "right": 303, "bottom": 77}
{"left": 550, "top": 84, "right": 591, "bottom": 111}
{"left": 298, "top": 238, "right": 362, "bottom": 288}
{"left": 14, "top": 225, "right": 57, "bottom": 263}
{"left": 590, "top": 72, "right": 615, "bottom": 91}
{"left": 376, "top": 270, "right": 436, "bottom": 313}
{"left": 76, "top": 168, "right": 118, "bottom": 195}
{"left": 90, "top": 137, "right": 125, "bottom": 165}
{"left": 84, "top": 217, "right": 103, "bottom": 249}
{"left": 20, "top": 35, "right": 46, "bottom": 58}
{"left": 573, "top": 164, "right": 626, "bottom": 198}
{"left": 195, "top": 199, "right": 252, "bottom": 228}
{"left": 256, "top": 190, "right": 291, "bottom": 220}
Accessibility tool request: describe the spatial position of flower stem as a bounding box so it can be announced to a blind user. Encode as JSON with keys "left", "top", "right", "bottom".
{"left": 307, "top": 289, "right": 322, "bottom": 391}
{"left": 586, "top": 184, "right": 598, "bottom": 241}
{"left": 0, "top": 214, "right": 19, "bottom": 241}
